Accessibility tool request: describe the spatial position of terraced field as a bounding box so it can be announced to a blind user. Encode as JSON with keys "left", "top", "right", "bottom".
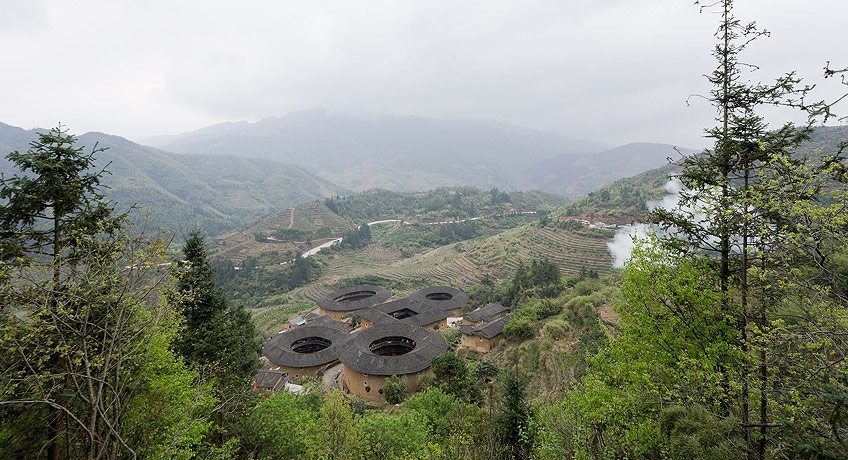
{"left": 289, "top": 200, "right": 352, "bottom": 233}
{"left": 247, "top": 223, "right": 614, "bottom": 338}
{"left": 464, "top": 224, "right": 612, "bottom": 277}
{"left": 212, "top": 200, "right": 353, "bottom": 264}
{"left": 285, "top": 223, "right": 612, "bottom": 309}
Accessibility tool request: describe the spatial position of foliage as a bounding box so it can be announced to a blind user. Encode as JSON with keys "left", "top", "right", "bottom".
{"left": 123, "top": 316, "right": 218, "bottom": 460}
{"left": 305, "top": 391, "right": 360, "bottom": 460}
{"left": 0, "top": 125, "right": 122, "bottom": 262}
{"left": 495, "top": 374, "right": 533, "bottom": 460}
{"left": 404, "top": 388, "right": 462, "bottom": 439}
{"left": 358, "top": 411, "right": 429, "bottom": 460}
{"left": 249, "top": 391, "right": 317, "bottom": 459}
{"left": 382, "top": 376, "right": 409, "bottom": 405}
{"left": 332, "top": 223, "right": 372, "bottom": 251}
{"left": 501, "top": 258, "right": 562, "bottom": 307}
{"left": 212, "top": 254, "right": 322, "bottom": 306}
{"left": 550, "top": 166, "right": 673, "bottom": 223}
{"left": 431, "top": 353, "right": 482, "bottom": 403}
{"left": 0, "top": 127, "right": 215, "bottom": 458}
{"left": 172, "top": 230, "right": 259, "bottom": 387}
{"left": 533, "top": 3, "right": 848, "bottom": 455}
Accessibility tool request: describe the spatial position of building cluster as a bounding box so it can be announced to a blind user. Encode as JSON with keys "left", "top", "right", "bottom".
{"left": 254, "top": 284, "right": 510, "bottom": 403}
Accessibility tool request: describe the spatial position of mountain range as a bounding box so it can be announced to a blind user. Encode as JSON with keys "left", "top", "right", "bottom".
{"left": 143, "top": 111, "right": 690, "bottom": 196}
{"left": 1, "top": 113, "right": 709, "bottom": 235}
{"left": 0, "top": 122, "right": 346, "bottom": 236}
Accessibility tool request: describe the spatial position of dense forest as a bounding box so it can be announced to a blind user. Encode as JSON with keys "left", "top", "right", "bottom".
{"left": 1, "top": 1, "right": 847, "bottom": 459}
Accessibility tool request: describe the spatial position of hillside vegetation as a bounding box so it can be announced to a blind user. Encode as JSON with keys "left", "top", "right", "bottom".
{"left": 0, "top": 123, "right": 346, "bottom": 235}
{"left": 144, "top": 111, "right": 693, "bottom": 197}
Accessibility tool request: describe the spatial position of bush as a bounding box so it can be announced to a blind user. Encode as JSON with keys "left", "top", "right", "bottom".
{"left": 382, "top": 376, "right": 408, "bottom": 405}
{"left": 541, "top": 319, "right": 570, "bottom": 341}
{"left": 504, "top": 315, "right": 535, "bottom": 341}
{"left": 358, "top": 412, "right": 429, "bottom": 460}
{"left": 404, "top": 388, "right": 460, "bottom": 439}
{"left": 249, "top": 392, "right": 316, "bottom": 459}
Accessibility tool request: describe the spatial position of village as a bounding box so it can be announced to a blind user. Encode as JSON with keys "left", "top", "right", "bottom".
{"left": 254, "top": 285, "right": 509, "bottom": 403}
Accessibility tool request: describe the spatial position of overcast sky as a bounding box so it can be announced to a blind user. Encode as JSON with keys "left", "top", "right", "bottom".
{"left": 1, "top": 0, "right": 845, "bottom": 148}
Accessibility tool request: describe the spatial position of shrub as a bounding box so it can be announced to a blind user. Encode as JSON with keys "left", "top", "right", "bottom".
{"left": 382, "top": 376, "right": 409, "bottom": 405}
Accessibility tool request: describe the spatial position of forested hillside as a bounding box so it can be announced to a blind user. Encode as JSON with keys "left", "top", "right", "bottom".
{"left": 144, "top": 112, "right": 692, "bottom": 197}
{"left": 0, "top": 123, "right": 346, "bottom": 235}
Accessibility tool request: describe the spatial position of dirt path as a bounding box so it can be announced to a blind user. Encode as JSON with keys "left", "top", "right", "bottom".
{"left": 286, "top": 208, "right": 294, "bottom": 229}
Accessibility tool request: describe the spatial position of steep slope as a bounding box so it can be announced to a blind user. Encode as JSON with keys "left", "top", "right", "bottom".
{"left": 523, "top": 142, "right": 697, "bottom": 197}
{"left": 210, "top": 187, "right": 565, "bottom": 264}
{"left": 549, "top": 124, "right": 848, "bottom": 223}
{"left": 143, "top": 111, "right": 604, "bottom": 193}
{"left": 0, "top": 123, "right": 347, "bottom": 235}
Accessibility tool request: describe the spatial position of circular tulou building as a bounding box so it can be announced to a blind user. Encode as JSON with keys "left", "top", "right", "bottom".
{"left": 339, "top": 322, "right": 448, "bottom": 402}
{"left": 316, "top": 284, "right": 392, "bottom": 320}
{"left": 409, "top": 286, "right": 469, "bottom": 316}
{"left": 262, "top": 324, "right": 349, "bottom": 383}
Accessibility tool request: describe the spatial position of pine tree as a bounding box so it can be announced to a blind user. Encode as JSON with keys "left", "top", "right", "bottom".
{"left": 648, "top": 1, "right": 848, "bottom": 457}
{"left": 172, "top": 229, "right": 259, "bottom": 386}
{"left": 0, "top": 126, "right": 214, "bottom": 459}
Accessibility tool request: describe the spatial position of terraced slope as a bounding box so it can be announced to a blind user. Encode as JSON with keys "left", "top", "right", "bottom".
{"left": 212, "top": 200, "right": 354, "bottom": 264}
{"left": 464, "top": 225, "right": 612, "bottom": 277}
{"left": 285, "top": 223, "right": 612, "bottom": 306}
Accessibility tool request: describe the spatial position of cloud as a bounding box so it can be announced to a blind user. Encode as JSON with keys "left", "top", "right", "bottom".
{"left": 607, "top": 179, "right": 683, "bottom": 268}
{"left": 0, "top": 0, "right": 845, "bottom": 145}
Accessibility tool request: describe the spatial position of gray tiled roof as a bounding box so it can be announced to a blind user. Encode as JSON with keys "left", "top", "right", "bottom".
{"left": 353, "top": 307, "right": 396, "bottom": 326}
{"left": 461, "top": 315, "right": 510, "bottom": 339}
{"left": 316, "top": 284, "right": 392, "bottom": 312}
{"left": 464, "top": 303, "right": 510, "bottom": 323}
{"left": 338, "top": 322, "right": 448, "bottom": 376}
{"left": 307, "top": 314, "right": 349, "bottom": 330}
{"left": 263, "top": 324, "right": 349, "bottom": 368}
{"left": 372, "top": 298, "right": 449, "bottom": 327}
{"left": 254, "top": 368, "right": 288, "bottom": 390}
{"left": 409, "top": 286, "right": 469, "bottom": 312}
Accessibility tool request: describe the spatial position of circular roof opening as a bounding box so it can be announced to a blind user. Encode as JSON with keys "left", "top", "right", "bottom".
{"left": 369, "top": 336, "right": 416, "bottom": 356}
{"left": 425, "top": 292, "right": 453, "bottom": 301}
{"left": 291, "top": 336, "right": 332, "bottom": 354}
{"left": 334, "top": 290, "right": 377, "bottom": 303}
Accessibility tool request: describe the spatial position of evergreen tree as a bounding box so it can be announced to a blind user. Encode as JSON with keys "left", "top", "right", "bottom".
{"left": 497, "top": 374, "right": 532, "bottom": 460}
{"left": 649, "top": 1, "right": 846, "bottom": 457}
{"left": 172, "top": 229, "right": 259, "bottom": 386}
{"left": 0, "top": 127, "right": 214, "bottom": 459}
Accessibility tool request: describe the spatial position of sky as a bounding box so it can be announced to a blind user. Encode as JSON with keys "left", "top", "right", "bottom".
{"left": 1, "top": 0, "right": 845, "bottom": 148}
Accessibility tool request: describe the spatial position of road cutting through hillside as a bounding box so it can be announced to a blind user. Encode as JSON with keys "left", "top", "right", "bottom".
{"left": 238, "top": 213, "right": 539, "bottom": 270}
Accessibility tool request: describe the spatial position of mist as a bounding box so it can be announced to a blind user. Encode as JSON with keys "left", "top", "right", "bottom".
{"left": 607, "top": 179, "right": 683, "bottom": 268}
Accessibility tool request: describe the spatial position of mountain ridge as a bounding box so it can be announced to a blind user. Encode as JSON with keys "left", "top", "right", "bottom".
{"left": 141, "top": 111, "right": 691, "bottom": 196}
{"left": 0, "top": 122, "right": 347, "bottom": 235}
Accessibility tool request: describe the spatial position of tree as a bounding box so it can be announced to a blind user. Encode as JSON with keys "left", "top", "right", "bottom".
{"left": 0, "top": 127, "right": 215, "bottom": 459}
{"left": 171, "top": 229, "right": 259, "bottom": 387}
{"left": 538, "top": 2, "right": 848, "bottom": 458}
{"left": 249, "top": 392, "right": 316, "bottom": 459}
{"left": 404, "top": 388, "right": 461, "bottom": 439}
{"left": 381, "top": 376, "right": 408, "bottom": 405}
{"left": 170, "top": 229, "right": 259, "bottom": 454}
{"left": 0, "top": 125, "right": 122, "bottom": 270}
{"left": 497, "top": 374, "right": 532, "bottom": 460}
{"left": 358, "top": 411, "right": 429, "bottom": 460}
{"left": 305, "top": 391, "right": 360, "bottom": 460}
{"left": 431, "top": 352, "right": 475, "bottom": 401}
{"left": 640, "top": 0, "right": 848, "bottom": 457}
